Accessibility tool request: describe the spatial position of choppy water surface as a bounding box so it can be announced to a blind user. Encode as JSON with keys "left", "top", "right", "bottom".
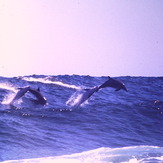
{"left": 0, "top": 75, "right": 162, "bottom": 162}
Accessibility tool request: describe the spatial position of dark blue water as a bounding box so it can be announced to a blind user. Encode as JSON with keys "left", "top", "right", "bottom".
{"left": 0, "top": 75, "right": 163, "bottom": 162}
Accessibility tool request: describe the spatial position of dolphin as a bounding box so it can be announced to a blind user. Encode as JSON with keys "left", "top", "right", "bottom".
{"left": 98, "top": 76, "right": 128, "bottom": 92}
{"left": 10, "top": 86, "right": 30, "bottom": 104}
{"left": 28, "top": 87, "right": 47, "bottom": 105}
{"left": 68, "top": 77, "right": 127, "bottom": 107}
{"left": 72, "top": 86, "right": 99, "bottom": 107}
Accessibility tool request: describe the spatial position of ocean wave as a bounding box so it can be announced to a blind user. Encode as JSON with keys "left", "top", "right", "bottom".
{"left": 1, "top": 146, "right": 163, "bottom": 163}
{"left": 22, "top": 76, "right": 82, "bottom": 90}
{"left": 0, "top": 75, "right": 162, "bottom": 162}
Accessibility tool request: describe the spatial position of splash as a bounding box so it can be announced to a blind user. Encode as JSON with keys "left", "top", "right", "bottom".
{"left": 66, "top": 86, "right": 99, "bottom": 108}
{"left": 0, "top": 83, "right": 17, "bottom": 104}
{"left": 1, "top": 93, "right": 16, "bottom": 105}
{"left": 66, "top": 91, "right": 84, "bottom": 107}
{"left": 22, "top": 77, "right": 81, "bottom": 90}
{"left": 0, "top": 83, "right": 17, "bottom": 92}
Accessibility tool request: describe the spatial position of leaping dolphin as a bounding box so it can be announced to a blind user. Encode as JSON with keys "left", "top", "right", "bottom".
{"left": 67, "top": 76, "right": 128, "bottom": 107}
{"left": 28, "top": 87, "right": 47, "bottom": 105}
{"left": 10, "top": 86, "right": 30, "bottom": 104}
{"left": 98, "top": 76, "right": 128, "bottom": 92}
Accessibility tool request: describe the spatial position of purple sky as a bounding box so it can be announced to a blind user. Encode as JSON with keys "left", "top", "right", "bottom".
{"left": 0, "top": 0, "right": 163, "bottom": 77}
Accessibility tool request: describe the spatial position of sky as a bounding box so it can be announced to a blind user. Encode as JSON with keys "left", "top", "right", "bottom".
{"left": 0, "top": 0, "right": 163, "bottom": 77}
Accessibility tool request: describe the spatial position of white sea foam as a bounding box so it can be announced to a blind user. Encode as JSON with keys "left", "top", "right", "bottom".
{"left": 0, "top": 83, "right": 17, "bottom": 92}
{"left": 66, "top": 91, "right": 84, "bottom": 107}
{"left": 1, "top": 146, "right": 163, "bottom": 163}
{"left": 0, "top": 83, "right": 17, "bottom": 104}
{"left": 66, "top": 86, "right": 99, "bottom": 108}
{"left": 22, "top": 77, "right": 81, "bottom": 90}
{"left": 1, "top": 93, "right": 15, "bottom": 105}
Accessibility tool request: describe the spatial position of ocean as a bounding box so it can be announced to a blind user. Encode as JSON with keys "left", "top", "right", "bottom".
{"left": 0, "top": 75, "right": 162, "bottom": 163}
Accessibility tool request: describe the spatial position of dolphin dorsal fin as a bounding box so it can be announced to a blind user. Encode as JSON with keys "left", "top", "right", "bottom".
{"left": 37, "top": 87, "right": 40, "bottom": 92}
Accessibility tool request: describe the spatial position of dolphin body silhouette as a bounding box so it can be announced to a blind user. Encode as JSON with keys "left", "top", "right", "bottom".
{"left": 10, "top": 86, "right": 47, "bottom": 105}
{"left": 10, "top": 86, "right": 30, "bottom": 104}
{"left": 28, "top": 87, "right": 47, "bottom": 105}
{"left": 98, "top": 77, "right": 128, "bottom": 92}
{"left": 72, "top": 86, "right": 99, "bottom": 108}
{"left": 69, "top": 77, "right": 127, "bottom": 107}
